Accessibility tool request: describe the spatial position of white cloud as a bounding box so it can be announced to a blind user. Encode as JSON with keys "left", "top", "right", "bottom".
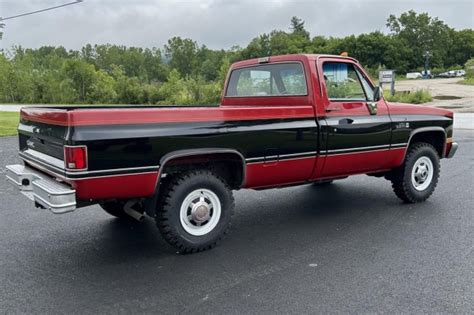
{"left": 0, "top": 0, "right": 472, "bottom": 50}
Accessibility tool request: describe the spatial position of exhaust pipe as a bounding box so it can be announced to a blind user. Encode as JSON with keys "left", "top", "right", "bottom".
{"left": 124, "top": 200, "right": 145, "bottom": 222}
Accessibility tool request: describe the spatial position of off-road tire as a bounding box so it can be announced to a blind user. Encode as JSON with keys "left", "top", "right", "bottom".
{"left": 390, "top": 143, "right": 440, "bottom": 203}
{"left": 156, "top": 170, "right": 235, "bottom": 254}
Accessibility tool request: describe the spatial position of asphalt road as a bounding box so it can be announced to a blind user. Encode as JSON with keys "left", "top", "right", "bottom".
{"left": 0, "top": 131, "right": 473, "bottom": 314}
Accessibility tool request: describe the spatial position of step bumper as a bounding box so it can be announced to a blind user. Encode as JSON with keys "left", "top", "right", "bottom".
{"left": 5, "top": 164, "right": 76, "bottom": 214}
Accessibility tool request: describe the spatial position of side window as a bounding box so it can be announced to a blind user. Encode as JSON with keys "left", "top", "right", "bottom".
{"left": 226, "top": 63, "right": 307, "bottom": 97}
{"left": 323, "top": 63, "right": 368, "bottom": 101}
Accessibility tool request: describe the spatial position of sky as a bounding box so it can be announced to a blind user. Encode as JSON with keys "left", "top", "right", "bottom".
{"left": 1, "top": 0, "right": 473, "bottom": 50}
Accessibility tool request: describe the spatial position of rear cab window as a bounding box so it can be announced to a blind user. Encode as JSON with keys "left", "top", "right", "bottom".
{"left": 226, "top": 63, "right": 307, "bottom": 97}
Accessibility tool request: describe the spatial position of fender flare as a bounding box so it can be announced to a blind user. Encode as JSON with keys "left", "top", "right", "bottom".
{"left": 144, "top": 148, "right": 246, "bottom": 216}
{"left": 159, "top": 148, "right": 247, "bottom": 188}
{"left": 403, "top": 126, "right": 447, "bottom": 160}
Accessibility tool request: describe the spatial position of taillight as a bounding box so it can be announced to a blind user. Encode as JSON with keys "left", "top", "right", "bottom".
{"left": 64, "top": 145, "right": 88, "bottom": 170}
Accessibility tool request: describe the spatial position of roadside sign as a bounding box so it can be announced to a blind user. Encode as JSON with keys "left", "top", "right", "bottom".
{"left": 379, "top": 70, "right": 395, "bottom": 96}
{"left": 379, "top": 70, "right": 395, "bottom": 83}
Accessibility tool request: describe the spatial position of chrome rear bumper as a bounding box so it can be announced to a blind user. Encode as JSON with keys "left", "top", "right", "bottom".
{"left": 5, "top": 164, "right": 76, "bottom": 214}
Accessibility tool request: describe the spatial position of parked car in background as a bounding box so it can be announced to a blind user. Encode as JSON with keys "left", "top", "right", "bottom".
{"left": 454, "top": 70, "right": 466, "bottom": 77}
{"left": 437, "top": 70, "right": 465, "bottom": 78}
{"left": 406, "top": 72, "right": 423, "bottom": 79}
{"left": 438, "top": 71, "right": 453, "bottom": 78}
{"left": 422, "top": 70, "right": 434, "bottom": 79}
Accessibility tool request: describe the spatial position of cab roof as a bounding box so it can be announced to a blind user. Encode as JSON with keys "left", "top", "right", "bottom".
{"left": 230, "top": 54, "right": 359, "bottom": 69}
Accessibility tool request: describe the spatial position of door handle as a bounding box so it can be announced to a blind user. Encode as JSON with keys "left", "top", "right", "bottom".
{"left": 338, "top": 118, "right": 354, "bottom": 125}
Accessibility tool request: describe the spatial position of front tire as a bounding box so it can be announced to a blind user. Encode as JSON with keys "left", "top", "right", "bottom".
{"left": 156, "top": 170, "right": 234, "bottom": 254}
{"left": 390, "top": 143, "right": 440, "bottom": 203}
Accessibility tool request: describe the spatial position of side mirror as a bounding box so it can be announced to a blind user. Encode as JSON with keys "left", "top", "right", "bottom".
{"left": 373, "top": 86, "right": 382, "bottom": 102}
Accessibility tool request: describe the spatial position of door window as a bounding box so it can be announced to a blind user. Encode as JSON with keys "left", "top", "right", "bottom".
{"left": 323, "top": 63, "right": 370, "bottom": 101}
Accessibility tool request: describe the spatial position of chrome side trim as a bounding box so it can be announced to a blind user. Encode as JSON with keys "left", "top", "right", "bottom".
{"left": 245, "top": 144, "right": 409, "bottom": 164}
{"left": 245, "top": 150, "right": 317, "bottom": 164}
{"left": 245, "top": 157, "right": 263, "bottom": 162}
{"left": 246, "top": 154, "right": 317, "bottom": 165}
{"left": 322, "top": 147, "right": 392, "bottom": 156}
{"left": 19, "top": 157, "right": 67, "bottom": 180}
{"left": 279, "top": 151, "right": 317, "bottom": 158}
{"left": 65, "top": 165, "right": 159, "bottom": 176}
{"left": 22, "top": 149, "right": 64, "bottom": 170}
{"left": 70, "top": 171, "right": 159, "bottom": 181}
{"left": 391, "top": 143, "right": 408, "bottom": 148}
{"left": 327, "top": 144, "right": 389, "bottom": 154}
{"left": 20, "top": 157, "right": 159, "bottom": 181}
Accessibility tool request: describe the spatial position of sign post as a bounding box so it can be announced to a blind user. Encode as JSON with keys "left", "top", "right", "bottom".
{"left": 379, "top": 70, "right": 395, "bottom": 96}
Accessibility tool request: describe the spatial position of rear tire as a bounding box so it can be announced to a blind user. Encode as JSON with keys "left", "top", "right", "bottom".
{"left": 390, "top": 143, "right": 440, "bottom": 203}
{"left": 156, "top": 169, "right": 234, "bottom": 254}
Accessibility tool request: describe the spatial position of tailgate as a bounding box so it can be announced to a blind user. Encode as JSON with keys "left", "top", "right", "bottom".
{"left": 18, "top": 107, "right": 70, "bottom": 174}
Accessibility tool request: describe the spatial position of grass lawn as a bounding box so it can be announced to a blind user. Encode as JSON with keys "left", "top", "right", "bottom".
{"left": 0, "top": 112, "right": 20, "bottom": 137}
{"left": 458, "top": 78, "right": 474, "bottom": 85}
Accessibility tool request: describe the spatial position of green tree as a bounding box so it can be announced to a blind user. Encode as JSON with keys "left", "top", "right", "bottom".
{"left": 164, "top": 37, "right": 200, "bottom": 76}
{"left": 111, "top": 65, "right": 144, "bottom": 104}
{"left": 158, "top": 69, "right": 187, "bottom": 104}
{"left": 88, "top": 70, "right": 117, "bottom": 103}
{"left": 61, "top": 59, "right": 97, "bottom": 102}
{"left": 446, "top": 29, "right": 474, "bottom": 68}
{"left": 290, "top": 16, "right": 310, "bottom": 40}
{"left": 386, "top": 10, "right": 452, "bottom": 69}
{"left": 0, "top": 11, "right": 471, "bottom": 105}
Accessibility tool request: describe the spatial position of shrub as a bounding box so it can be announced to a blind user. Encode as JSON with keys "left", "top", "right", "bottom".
{"left": 385, "top": 89, "right": 433, "bottom": 104}
{"left": 458, "top": 77, "right": 474, "bottom": 85}
{"left": 464, "top": 58, "right": 474, "bottom": 79}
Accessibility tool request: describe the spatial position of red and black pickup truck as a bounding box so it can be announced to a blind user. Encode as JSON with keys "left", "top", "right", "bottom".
{"left": 6, "top": 54, "right": 458, "bottom": 253}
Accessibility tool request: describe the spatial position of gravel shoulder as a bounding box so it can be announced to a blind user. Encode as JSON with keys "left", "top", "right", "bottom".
{"left": 386, "top": 78, "right": 474, "bottom": 113}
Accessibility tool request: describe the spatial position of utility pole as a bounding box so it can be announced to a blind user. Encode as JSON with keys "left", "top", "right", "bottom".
{"left": 423, "top": 51, "right": 431, "bottom": 79}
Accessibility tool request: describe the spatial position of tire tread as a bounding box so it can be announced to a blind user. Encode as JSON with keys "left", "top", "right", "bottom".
{"left": 156, "top": 170, "right": 234, "bottom": 254}
{"left": 390, "top": 142, "right": 440, "bottom": 203}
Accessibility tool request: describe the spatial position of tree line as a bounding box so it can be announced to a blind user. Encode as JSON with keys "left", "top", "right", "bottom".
{"left": 0, "top": 10, "right": 472, "bottom": 105}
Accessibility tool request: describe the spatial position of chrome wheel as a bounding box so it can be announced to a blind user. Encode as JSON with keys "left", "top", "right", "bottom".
{"left": 411, "top": 156, "right": 434, "bottom": 191}
{"left": 179, "top": 189, "right": 222, "bottom": 236}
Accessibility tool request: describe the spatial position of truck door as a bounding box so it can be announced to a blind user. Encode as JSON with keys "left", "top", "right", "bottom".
{"left": 317, "top": 60, "right": 392, "bottom": 177}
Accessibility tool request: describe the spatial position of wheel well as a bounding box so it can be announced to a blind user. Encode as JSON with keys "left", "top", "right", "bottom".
{"left": 160, "top": 152, "right": 245, "bottom": 190}
{"left": 409, "top": 130, "right": 445, "bottom": 157}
